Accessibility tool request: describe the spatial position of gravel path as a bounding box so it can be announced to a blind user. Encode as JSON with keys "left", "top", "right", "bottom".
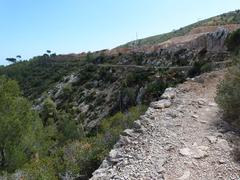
{"left": 91, "top": 70, "right": 240, "bottom": 180}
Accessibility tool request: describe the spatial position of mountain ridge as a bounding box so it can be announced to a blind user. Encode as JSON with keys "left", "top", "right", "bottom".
{"left": 117, "top": 10, "right": 240, "bottom": 49}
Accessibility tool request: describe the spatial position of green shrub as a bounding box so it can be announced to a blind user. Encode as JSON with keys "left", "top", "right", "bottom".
{"left": 200, "top": 63, "right": 213, "bottom": 73}
{"left": 0, "top": 77, "right": 54, "bottom": 173}
{"left": 63, "top": 84, "right": 73, "bottom": 97}
{"left": 59, "top": 105, "right": 147, "bottom": 178}
{"left": 188, "top": 61, "right": 214, "bottom": 77}
{"left": 41, "top": 97, "right": 57, "bottom": 126}
{"left": 57, "top": 111, "right": 84, "bottom": 143}
{"left": 124, "top": 71, "right": 149, "bottom": 87}
{"left": 23, "top": 157, "right": 58, "bottom": 180}
{"left": 216, "top": 61, "right": 240, "bottom": 124}
{"left": 188, "top": 61, "right": 204, "bottom": 77}
{"left": 145, "top": 80, "right": 167, "bottom": 100}
{"left": 225, "top": 29, "right": 240, "bottom": 53}
{"left": 99, "top": 105, "right": 147, "bottom": 146}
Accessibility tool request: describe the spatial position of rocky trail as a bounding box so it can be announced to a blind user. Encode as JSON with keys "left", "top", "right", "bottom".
{"left": 91, "top": 70, "right": 240, "bottom": 180}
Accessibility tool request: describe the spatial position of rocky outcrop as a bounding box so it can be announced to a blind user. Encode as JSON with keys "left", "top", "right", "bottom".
{"left": 112, "top": 26, "right": 235, "bottom": 67}
{"left": 146, "top": 26, "right": 234, "bottom": 63}
{"left": 187, "top": 24, "right": 240, "bottom": 35}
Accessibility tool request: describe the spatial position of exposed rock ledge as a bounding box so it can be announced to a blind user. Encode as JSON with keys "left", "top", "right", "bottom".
{"left": 91, "top": 70, "right": 240, "bottom": 180}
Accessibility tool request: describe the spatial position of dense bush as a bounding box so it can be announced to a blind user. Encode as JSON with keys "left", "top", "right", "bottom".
{"left": 99, "top": 106, "right": 146, "bottom": 147}
{"left": 225, "top": 29, "right": 240, "bottom": 53}
{"left": 200, "top": 63, "right": 213, "bottom": 73}
{"left": 216, "top": 29, "right": 240, "bottom": 124}
{"left": 0, "top": 77, "right": 54, "bottom": 173}
{"left": 52, "top": 105, "right": 147, "bottom": 178}
{"left": 23, "top": 157, "right": 58, "bottom": 180}
{"left": 187, "top": 61, "right": 213, "bottom": 77}
{"left": 216, "top": 59, "right": 240, "bottom": 124}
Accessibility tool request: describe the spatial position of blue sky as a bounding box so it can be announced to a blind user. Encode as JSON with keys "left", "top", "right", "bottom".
{"left": 0, "top": 0, "right": 239, "bottom": 65}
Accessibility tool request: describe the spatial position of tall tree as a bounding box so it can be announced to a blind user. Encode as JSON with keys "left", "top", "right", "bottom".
{"left": 46, "top": 50, "right": 51, "bottom": 55}
{"left": 16, "top": 55, "right": 22, "bottom": 61}
{"left": 0, "top": 77, "right": 54, "bottom": 172}
{"left": 6, "top": 58, "right": 17, "bottom": 64}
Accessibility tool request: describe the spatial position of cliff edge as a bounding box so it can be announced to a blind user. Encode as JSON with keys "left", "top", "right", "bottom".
{"left": 91, "top": 70, "right": 240, "bottom": 180}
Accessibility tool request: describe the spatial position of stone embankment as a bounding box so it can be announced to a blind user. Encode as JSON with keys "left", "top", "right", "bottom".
{"left": 91, "top": 70, "right": 240, "bottom": 180}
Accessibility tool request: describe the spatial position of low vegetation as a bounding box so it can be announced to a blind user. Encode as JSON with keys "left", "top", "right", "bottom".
{"left": 225, "top": 28, "right": 240, "bottom": 53}
{"left": 0, "top": 75, "right": 148, "bottom": 179}
{"left": 0, "top": 77, "right": 55, "bottom": 173}
{"left": 216, "top": 60, "right": 240, "bottom": 124}
{"left": 216, "top": 29, "right": 240, "bottom": 125}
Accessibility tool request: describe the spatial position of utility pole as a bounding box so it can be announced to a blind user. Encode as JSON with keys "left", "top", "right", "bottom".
{"left": 135, "top": 32, "right": 139, "bottom": 51}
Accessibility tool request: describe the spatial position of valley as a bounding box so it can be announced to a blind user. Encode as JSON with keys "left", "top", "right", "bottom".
{"left": 1, "top": 9, "right": 240, "bottom": 180}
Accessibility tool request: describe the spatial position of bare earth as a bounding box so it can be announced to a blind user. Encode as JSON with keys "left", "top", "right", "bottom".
{"left": 91, "top": 70, "right": 240, "bottom": 180}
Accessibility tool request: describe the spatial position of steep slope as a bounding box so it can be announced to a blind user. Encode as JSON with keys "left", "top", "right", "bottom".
{"left": 120, "top": 10, "right": 240, "bottom": 48}
{"left": 91, "top": 70, "right": 240, "bottom": 179}
{"left": 0, "top": 23, "right": 235, "bottom": 132}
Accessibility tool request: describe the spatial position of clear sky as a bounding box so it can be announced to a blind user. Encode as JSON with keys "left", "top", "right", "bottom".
{"left": 0, "top": 0, "right": 240, "bottom": 65}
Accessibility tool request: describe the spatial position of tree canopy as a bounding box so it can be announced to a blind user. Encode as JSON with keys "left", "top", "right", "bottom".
{"left": 0, "top": 77, "right": 53, "bottom": 172}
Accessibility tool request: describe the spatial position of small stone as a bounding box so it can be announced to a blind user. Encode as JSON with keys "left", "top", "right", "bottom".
{"left": 200, "top": 120, "right": 208, "bottom": 124}
{"left": 161, "top": 87, "right": 176, "bottom": 99}
{"left": 193, "top": 146, "right": 209, "bottom": 159}
{"left": 134, "top": 127, "right": 145, "bottom": 134}
{"left": 177, "top": 170, "right": 191, "bottom": 180}
{"left": 118, "top": 135, "right": 131, "bottom": 145}
{"left": 179, "top": 148, "right": 192, "bottom": 156}
{"left": 122, "top": 129, "right": 135, "bottom": 137}
{"left": 208, "top": 102, "right": 218, "bottom": 107}
{"left": 133, "top": 120, "right": 142, "bottom": 129}
{"left": 198, "top": 99, "right": 206, "bottom": 106}
{"left": 157, "top": 167, "right": 166, "bottom": 173}
{"left": 150, "top": 99, "right": 172, "bottom": 109}
{"left": 100, "top": 160, "right": 110, "bottom": 168}
{"left": 166, "top": 111, "right": 177, "bottom": 118}
{"left": 191, "top": 114, "right": 199, "bottom": 119}
{"left": 216, "top": 139, "right": 231, "bottom": 152}
{"left": 109, "top": 149, "right": 119, "bottom": 159}
{"left": 219, "top": 159, "right": 226, "bottom": 164}
{"left": 206, "top": 136, "right": 217, "bottom": 144}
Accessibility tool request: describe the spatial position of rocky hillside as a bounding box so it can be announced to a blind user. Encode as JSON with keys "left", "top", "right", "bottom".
{"left": 91, "top": 70, "right": 240, "bottom": 180}
{"left": 1, "top": 21, "right": 237, "bottom": 133}
{"left": 33, "top": 23, "right": 238, "bottom": 132}
{"left": 120, "top": 10, "right": 240, "bottom": 48}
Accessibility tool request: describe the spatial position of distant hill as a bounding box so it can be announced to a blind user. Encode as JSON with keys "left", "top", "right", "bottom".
{"left": 119, "top": 10, "right": 240, "bottom": 48}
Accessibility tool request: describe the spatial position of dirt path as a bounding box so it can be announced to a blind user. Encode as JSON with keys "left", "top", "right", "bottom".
{"left": 96, "top": 60, "right": 231, "bottom": 71}
{"left": 91, "top": 70, "right": 240, "bottom": 180}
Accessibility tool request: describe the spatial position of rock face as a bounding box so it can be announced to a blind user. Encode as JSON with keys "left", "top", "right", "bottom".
{"left": 114, "top": 25, "right": 238, "bottom": 67}
{"left": 159, "top": 26, "right": 230, "bottom": 52}
{"left": 90, "top": 70, "right": 240, "bottom": 180}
